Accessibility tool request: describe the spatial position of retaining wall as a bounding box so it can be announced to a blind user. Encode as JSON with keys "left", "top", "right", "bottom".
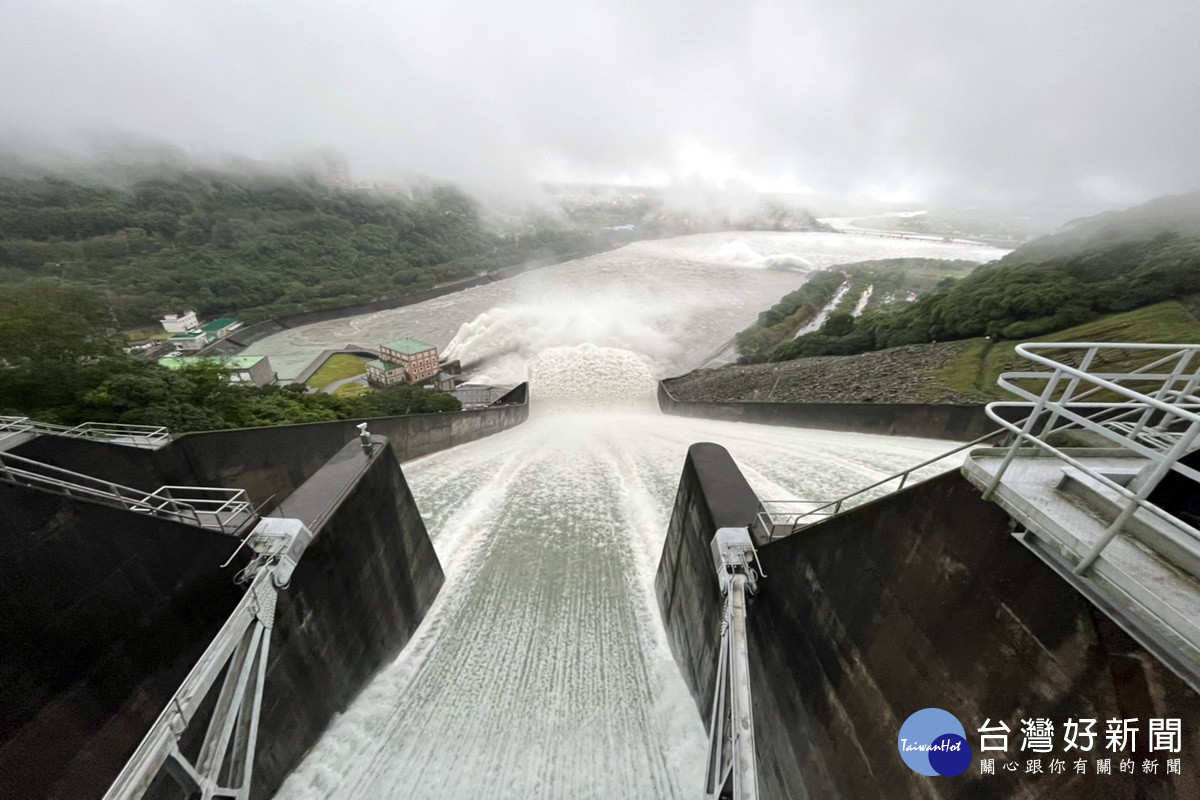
{"left": 9, "top": 385, "right": 528, "bottom": 508}
{"left": 654, "top": 443, "right": 762, "bottom": 723}
{"left": 658, "top": 381, "right": 1018, "bottom": 441}
{"left": 0, "top": 487, "right": 251, "bottom": 799}
{"left": 656, "top": 461, "right": 1200, "bottom": 798}
{"left": 247, "top": 436, "right": 444, "bottom": 797}
{"left": 2, "top": 434, "right": 446, "bottom": 798}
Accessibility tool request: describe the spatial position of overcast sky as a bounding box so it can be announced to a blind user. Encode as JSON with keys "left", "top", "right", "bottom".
{"left": 2, "top": 0, "right": 1199, "bottom": 210}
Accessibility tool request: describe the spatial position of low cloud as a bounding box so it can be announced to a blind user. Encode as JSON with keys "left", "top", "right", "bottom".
{"left": 2, "top": 1, "right": 1197, "bottom": 213}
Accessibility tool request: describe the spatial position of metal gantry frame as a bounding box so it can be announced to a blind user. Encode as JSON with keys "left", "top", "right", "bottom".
{"left": 981, "top": 342, "right": 1200, "bottom": 576}
{"left": 705, "top": 527, "right": 763, "bottom": 800}
{"left": 103, "top": 518, "right": 311, "bottom": 800}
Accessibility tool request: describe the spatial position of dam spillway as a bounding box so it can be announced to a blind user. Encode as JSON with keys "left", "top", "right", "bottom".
{"left": 1, "top": 231, "right": 1009, "bottom": 797}
{"left": 265, "top": 233, "right": 1000, "bottom": 797}
{"left": 274, "top": 395, "right": 960, "bottom": 799}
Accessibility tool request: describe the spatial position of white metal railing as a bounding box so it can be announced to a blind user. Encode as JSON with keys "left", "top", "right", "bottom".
{"left": 0, "top": 450, "right": 254, "bottom": 535}
{"left": 104, "top": 518, "right": 313, "bottom": 800}
{"left": 0, "top": 415, "right": 170, "bottom": 448}
{"left": 982, "top": 342, "right": 1200, "bottom": 575}
{"left": 757, "top": 430, "right": 1007, "bottom": 541}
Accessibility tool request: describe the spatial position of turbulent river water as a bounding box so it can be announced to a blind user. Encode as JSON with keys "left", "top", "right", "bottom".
{"left": 270, "top": 232, "right": 1004, "bottom": 799}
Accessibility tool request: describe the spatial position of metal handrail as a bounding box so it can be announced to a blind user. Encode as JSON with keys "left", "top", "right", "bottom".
{"left": 0, "top": 415, "right": 170, "bottom": 448}
{"left": 0, "top": 450, "right": 253, "bottom": 534}
{"left": 981, "top": 342, "right": 1200, "bottom": 576}
{"left": 759, "top": 429, "right": 1008, "bottom": 541}
{"left": 1008, "top": 343, "right": 1200, "bottom": 423}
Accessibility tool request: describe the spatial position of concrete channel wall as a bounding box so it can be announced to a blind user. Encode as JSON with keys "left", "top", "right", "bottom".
{"left": 654, "top": 443, "right": 762, "bottom": 724}
{"left": 657, "top": 381, "right": 1013, "bottom": 441}
{"left": 0, "top": 390, "right": 524, "bottom": 797}
{"left": 656, "top": 461, "right": 1200, "bottom": 798}
{"left": 0, "top": 486, "right": 252, "bottom": 799}
{"left": 247, "top": 437, "right": 443, "bottom": 798}
{"left": 8, "top": 384, "right": 528, "bottom": 508}
{"left": 1, "top": 438, "right": 446, "bottom": 799}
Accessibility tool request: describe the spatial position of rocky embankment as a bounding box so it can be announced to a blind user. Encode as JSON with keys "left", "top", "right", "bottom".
{"left": 665, "top": 341, "right": 988, "bottom": 405}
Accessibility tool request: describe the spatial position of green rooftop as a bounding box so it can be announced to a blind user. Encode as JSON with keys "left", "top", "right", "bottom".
{"left": 170, "top": 331, "right": 206, "bottom": 339}
{"left": 201, "top": 317, "right": 240, "bottom": 332}
{"left": 159, "top": 355, "right": 265, "bottom": 370}
{"left": 381, "top": 338, "right": 435, "bottom": 355}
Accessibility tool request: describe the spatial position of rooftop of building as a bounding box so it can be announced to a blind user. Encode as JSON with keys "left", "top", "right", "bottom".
{"left": 381, "top": 339, "right": 436, "bottom": 355}
{"left": 169, "top": 331, "right": 207, "bottom": 340}
{"left": 201, "top": 317, "right": 240, "bottom": 332}
{"left": 158, "top": 355, "right": 266, "bottom": 370}
{"left": 365, "top": 358, "right": 404, "bottom": 372}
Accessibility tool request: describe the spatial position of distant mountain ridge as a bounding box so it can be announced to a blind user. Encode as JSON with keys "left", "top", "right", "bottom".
{"left": 740, "top": 191, "right": 1200, "bottom": 363}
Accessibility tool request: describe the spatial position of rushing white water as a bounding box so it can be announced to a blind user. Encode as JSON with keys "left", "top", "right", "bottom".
{"left": 245, "top": 231, "right": 1004, "bottom": 379}
{"left": 852, "top": 285, "right": 874, "bottom": 317}
{"left": 271, "top": 231, "right": 992, "bottom": 799}
{"left": 793, "top": 280, "right": 852, "bottom": 338}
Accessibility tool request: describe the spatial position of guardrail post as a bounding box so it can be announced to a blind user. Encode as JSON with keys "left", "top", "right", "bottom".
{"left": 983, "top": 368, "right": 1065, "bottom": 499}
{"left": 1074, "top": 419, "right": 1200, "bottom": 575}
{"left": 1041, "top": 347, "right": 1096, "bottom": 437}
{"left": 1130, "top": 349, "right": 1191, "bottom": 440}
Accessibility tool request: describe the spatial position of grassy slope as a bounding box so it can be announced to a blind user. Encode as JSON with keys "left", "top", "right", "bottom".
{"left": 305, "top": 354, "right": 368, "bottom": 389}
{"left": 930, "top": 300, "right": 1200, "bottom": 401}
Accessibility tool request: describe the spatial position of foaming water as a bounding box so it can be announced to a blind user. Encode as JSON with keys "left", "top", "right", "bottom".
{"left": 244, "top": 231, "right": 1006, "bottom": 378}
{"left": 275, "top": 346, "right": 965, "bottom": 800}
{"left": 529, "top": 344, "right": 659, "bottom": 411}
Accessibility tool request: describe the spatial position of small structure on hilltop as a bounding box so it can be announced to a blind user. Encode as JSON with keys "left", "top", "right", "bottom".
{"left": 159, "top": 355, "right": 277, "bottom": 386}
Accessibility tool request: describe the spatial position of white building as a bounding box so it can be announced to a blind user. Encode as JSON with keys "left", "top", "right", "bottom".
{"left": 160, "top": 311, "right": 200, "bottom": 334}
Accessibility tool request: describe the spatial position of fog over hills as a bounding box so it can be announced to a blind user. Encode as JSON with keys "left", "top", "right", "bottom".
{"left": 2, "top": 1, "right": 1199, "bottom": 217}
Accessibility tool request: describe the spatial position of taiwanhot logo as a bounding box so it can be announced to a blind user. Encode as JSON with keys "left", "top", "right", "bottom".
{"left": 897, "top": 708, "right": 973, "bottom": 777}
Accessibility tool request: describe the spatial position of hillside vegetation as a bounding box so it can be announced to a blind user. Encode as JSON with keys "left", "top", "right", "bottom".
{"left": 668, "top": 300, "right": 1200, "bottom": 405}
{"left": 746, "top": 192, "right": 1200, "bottom": 363}
{"left": 0, "top": 169, "right": 603, "bottom": 326}
{"left": 735, "top": 257, "right": 981, "bottom": 362}
{"left": 0, "top": 280, "right": 460, "bottom": 431}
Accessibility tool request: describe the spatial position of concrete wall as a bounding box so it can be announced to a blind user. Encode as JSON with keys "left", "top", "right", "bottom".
{"left": 9, "top": 386, "right": 528, "bottom": 508}
{"left": 654, "top": 443, "right": 762, "bottom": 724}
{"left": 248, "top": 436, "right": 444, "bottom": 797}
{"left": 2, "top": 435, "right": 446, "bottom": 798}
{"left": 657, "top": 381, "right": 1016, "bottom": 441}
{"left": 656, "top": 461, "right": 1200, "bottom": 798}
{"left": 0, "top": 486, "right": 251, "bottom": 799}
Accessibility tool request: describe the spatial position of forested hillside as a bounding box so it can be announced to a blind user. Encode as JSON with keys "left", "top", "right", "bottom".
{"left": 0, "top": 279, "right": 460, "bottom": 429}
{"left": 734, "top": 257, "right": 981, "bottom": 362}
{"left": 0, "top": 169, "right": 604, "bottom": 326}
{"left": 750, "top": 192, "right": 1200, "bottom": 362}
